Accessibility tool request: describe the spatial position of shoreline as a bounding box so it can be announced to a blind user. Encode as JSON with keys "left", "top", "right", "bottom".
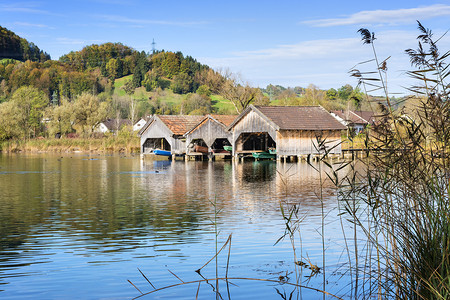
{"left": 0, "top": 137, "right": 141, "bottom": 154}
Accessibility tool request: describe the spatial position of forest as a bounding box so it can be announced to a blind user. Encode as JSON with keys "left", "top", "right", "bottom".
{"left": 0, "top": 26, "right": 377, "bottom": 143}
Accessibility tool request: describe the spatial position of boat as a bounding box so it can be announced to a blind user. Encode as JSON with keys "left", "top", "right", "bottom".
{"left": 268, "top": 147, "right": 276, "bottom": 154}
{"left": 194, "top": 145, "right": 208, "bottom": 153}
{"left": 223, "top": 145, "right": 233, "bottom": 152}
{"left": 153, "top": 149, "right": 171, "bottom": 156}
{"left": 212, "top": 149, "right": 230, "bottom": 154}
{"left": 252, "top": 151, "right": 276, "bottom": 159}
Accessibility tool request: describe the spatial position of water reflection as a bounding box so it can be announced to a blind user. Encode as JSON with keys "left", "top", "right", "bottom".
{"left": 0, "top": 154, "right": 353, "bottom": 299}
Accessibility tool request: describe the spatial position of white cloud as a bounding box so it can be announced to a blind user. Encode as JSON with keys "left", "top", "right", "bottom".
{"left": 14, "top": 22, "right": 54, "bottom": 29}
{"left": 303, "top": 4, "right": 450, "bottom": 27}
{"left": 0, "top": 3, "right": 49, "bottom": 14}
{"left": 200, "top": 29, "right": 450, "bottom": 94}
{"left": 96, "top": 14, "right": 208, "bottom": 27}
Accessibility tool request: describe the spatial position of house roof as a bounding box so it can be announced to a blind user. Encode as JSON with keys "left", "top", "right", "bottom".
{"left": 353, "top": 111, "right": 377, "bottom": 125}
{"left": 229, "top": 105, "right": 346, "bottom": 131}
{"left": 158, "top": 115, "right": 204, "bottom": 135}
{"left": 101, "top": 119, "right": 132, "bottom": 130}
{"left": 331, "top": 110, "right": 367, "bottom": 125}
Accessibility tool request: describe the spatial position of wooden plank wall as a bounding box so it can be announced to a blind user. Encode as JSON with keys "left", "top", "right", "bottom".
{"left": 232, "top": 110, "right": 277, "bottom": 153}
{"left": 140, "top": 118, "right": 186, "bottom": 154}
{"left": 276, "top": 130, "right": 342, "bottom": 155}
{"left": 186, "top": 119, "right": 232, "bottom": 148}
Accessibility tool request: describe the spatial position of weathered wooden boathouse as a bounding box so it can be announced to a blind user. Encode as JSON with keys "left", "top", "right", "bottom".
{"left": 228, "top": 105, "right": 346, "bottom": 159}
{"left": 139, "top": 115, "right": 203, "bottom": 154}
{"left": 184, "top": 114, "right": 237, "bottom": 158}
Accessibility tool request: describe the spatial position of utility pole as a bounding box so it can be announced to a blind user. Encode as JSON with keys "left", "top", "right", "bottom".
{"left": 151, "top": 39, "right": 156, "bottom": 54}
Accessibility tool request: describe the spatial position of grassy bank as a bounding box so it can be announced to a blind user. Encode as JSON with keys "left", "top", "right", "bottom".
{"left": 0, "top": 136, "right": 140, "bottom": 154}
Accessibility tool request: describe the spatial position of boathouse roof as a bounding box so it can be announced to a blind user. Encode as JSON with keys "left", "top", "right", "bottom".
{"left": 184, "top": 114, "right": 237, "bottom": 136}
{"left": 185, "top": 115, "right": 237, "bottom": 135}
{"left": 229, "top": 105, "right": 346, "bottom": 131}
{"left": 138, "top": 115, "right": 203, "bottom": 137}
{"left": 158, "top": 115, "right": 204, "bottom": 135}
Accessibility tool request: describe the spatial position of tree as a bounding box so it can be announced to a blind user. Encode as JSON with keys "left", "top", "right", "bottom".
{"left": 72, "top": 93, "right": 107, "bottom": 135}
{"left": 181, "top": 93, "right": 212, "bottom": 115}
{"left": 45, "top": 99, "right": 74, "bottom": 137}
{"left": 171, "top": 73, "right": 193, "bottom": 94}
{"left": 277, "top": 88, "right": 297, "bottom": 105}
{"left": 337, "top": 84, "right": 353, "bottom": 100}
{"left": 196, "top": 84, "right": 211, "bottom": 98}
{"left": 303, "top": 84, "right": 326, "bottom": 105}
{"left": 0, "top": 101, "right": 21, "bottom": 140}
{"left": 220, "top": 77, "right": 259, "bottom": 113}
{"left": 132, "top": 51, "right": 148, "bottom": 88}
{"left": 161, "top": 52, "right": 180, "bottom": 79}
{"left": 326, "top": 88, "right": 338, "bottom": 100}
{"left": 9, "top": 86, "right": 48, "bottom": 138}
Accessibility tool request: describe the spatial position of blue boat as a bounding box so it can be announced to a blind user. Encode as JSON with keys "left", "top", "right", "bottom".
{"left": 153, "top": 149, "right": 171, "bottom": 156}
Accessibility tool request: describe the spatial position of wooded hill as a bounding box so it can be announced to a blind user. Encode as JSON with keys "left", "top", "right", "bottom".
{"left": 0, "top": 26, "right": 50, "bottom": 62}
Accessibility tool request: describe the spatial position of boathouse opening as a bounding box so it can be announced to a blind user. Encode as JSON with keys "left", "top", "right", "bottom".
{"left": 142, "top": 138, "right": 171, "bottom": 154}
{"left": 188, "top": 139, "right": 208, "bottom": 153}
{"left": 211, "top": 138, "right": 231, "bottom": 152}
{"left": 235, "top": 132, "right": 276, "bottom": 154}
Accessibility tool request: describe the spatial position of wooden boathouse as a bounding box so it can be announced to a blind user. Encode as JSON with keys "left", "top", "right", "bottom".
{"left": 139, "top": 115, "right": 203, "bottom": 155}
{"left": 184, "top": 114, "right": 237, "bottom": 159}
{"left": 228, "top": 105, "right": 346, "bottom": 160}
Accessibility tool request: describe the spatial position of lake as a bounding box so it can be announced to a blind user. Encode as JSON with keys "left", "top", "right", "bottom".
{"left": 0, "top": 154, "right": 357, "bottom": 299}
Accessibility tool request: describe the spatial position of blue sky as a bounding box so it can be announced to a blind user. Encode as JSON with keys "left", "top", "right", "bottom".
{"left": 2, "top": 1, "right": 450, "bottom": 94}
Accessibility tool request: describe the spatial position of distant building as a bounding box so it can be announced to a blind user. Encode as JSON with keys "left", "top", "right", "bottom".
{"left": 96, "top": 119, "right": 132, "bottom": 133}
{"left": 331, "top": 110, "right": 375, "bottom": 135}
{"left": 133, "top": 116, "right": 152, "bottom": 132}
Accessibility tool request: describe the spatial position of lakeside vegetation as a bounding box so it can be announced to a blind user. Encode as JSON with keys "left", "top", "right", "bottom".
{"left": 0, "top": 134, "right": 140, "bottom": 154}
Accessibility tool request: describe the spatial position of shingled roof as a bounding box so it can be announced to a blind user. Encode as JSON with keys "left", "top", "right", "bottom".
{"left": 184, "top": 114, "right": 237, "bottom": 136}
{"left": 101, "top": 119, "right": 132, "bottom": 130}
{"left": 230, "top": 105, "right": 346, "bottom": 131}
{"left": 209, "top": 114, "right": 237, "bottom": 127}
{"left": 158, "top": 115, "right": 204, "bottom": 135}
{"left": 332, "top": 110, "right": 368, "bottom": 125}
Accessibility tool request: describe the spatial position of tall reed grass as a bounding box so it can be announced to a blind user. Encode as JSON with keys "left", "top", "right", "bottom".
{"left": 0, "top": 135, "right": 140, "bottom": 154}
{"left": 336, "top": 21, "right": 450, "bottom": 299}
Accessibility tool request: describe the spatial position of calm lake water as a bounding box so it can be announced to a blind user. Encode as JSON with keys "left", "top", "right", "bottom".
{"left": 0, "top": 154, "right": 356, "bottom": 299}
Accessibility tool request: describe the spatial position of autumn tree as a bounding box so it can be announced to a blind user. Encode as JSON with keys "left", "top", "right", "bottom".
{"left": 277, "top": 88, "right": 297, "bottom": 105}
{"left": 9, "top": 86, "right": 48, "bottom": 138}
{"left": 220, "top": 75, "right": 259, "bottom": 113}
{"left": 171, "top": 73, "right": 193, "bottom": 94}
{"left": 326, "top": 88, "right": 338, "bottom": 100}
{"left": 0, "top": 101, "right": 21, "bottom": 140}
{"left": 303, "top": 84, "right": 326, "bottom": 105}
{"left": 72, "top": 93, "right": 107, "bottom": 135}
{"left": 45, "top": 99, "right": 75, "bottom": 137}
{"left": 181, "top": 93, "right": 212, "bottom": 115}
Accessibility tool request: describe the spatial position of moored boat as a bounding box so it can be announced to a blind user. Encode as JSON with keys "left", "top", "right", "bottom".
{"left": 153, "top": 149, "right": 171, "bottom": 156}
{"left": 194, "top": 145, "right": 208, "bottom": 153}
{"left": 252, "top": 151, "right": 276, "bottom": 159}
{"left": 223, "top": 145, "right": 232, "bottom": 152}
